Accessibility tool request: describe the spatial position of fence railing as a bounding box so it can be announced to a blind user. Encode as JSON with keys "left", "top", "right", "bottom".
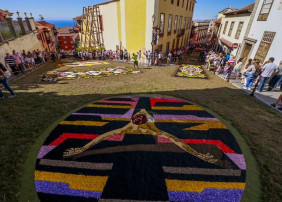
{"left": 0, "top": 16, "right": 36, "bottom": 43}
{"left": 0, "top": 21, "right": 12, "bottom": 40}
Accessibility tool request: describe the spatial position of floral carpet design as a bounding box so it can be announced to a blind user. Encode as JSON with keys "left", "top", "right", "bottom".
{"left": 41, "top": 67, "right": 140, "bottom": 82}
{"left": 58, "top": 61, "right": 110, "bottom": 67}
{"left": 35, "top": 96, "right": 246, "bottom": 201}
{"left": 175, "top": 65, "right": 207, "bottom": 79}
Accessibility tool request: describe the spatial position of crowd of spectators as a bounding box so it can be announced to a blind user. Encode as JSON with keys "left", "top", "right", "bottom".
{"left": 4, "top": 49, "right": 58, "bottom": 76}
{"left": 205, "top": 50, "right": 282, "bottom": 110}
{"left": 205, "top": 50, "right": 282, "bottom": 91}
{"left": 72, "top": 47, "right": 187, "bottom": 67}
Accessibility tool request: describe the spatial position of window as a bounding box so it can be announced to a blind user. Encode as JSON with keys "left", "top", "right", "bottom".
{"left": 158, "top": 44, "right": 163, "bottom": 52}
{"left": 255, "top": 31, "right": 276, "bottom": 62}
{"left": 218, "top": 24, "right": 222, "bottom": 36}
{"left": 64, "top": 41, "right": 67, "bottom": 44}
{"left": 235, "top": 22, "right": 244, "bottom": 39}
{"left": 258, "top": 0, "right": 274, "bottom": 21}
{"left": 279, "top": 0, "right": 282, "bottom": 9}
{"left": 172, "top": 39, "right": 175, "bottom": 50}
{"left": 178, "top": 16, "right": 183, "bottom": 33}
{"left": 186, "top": 17, "right": 190, "bottom": 29}
{"left": 65, "top": 46, "right": 68, "bottom": 48}
{"left": 160, "top": 13, "right": 165, "bottom": 37}
{"left": 168, "top": 14, "right": 173, "bottom": 35}
{"left": 171, "top": 0, "right": 174, "bottom": 4}
{"left": 223, "top": 21, "right": 228, "bottom": 34}
{"left": 174, "top": 15, "right": 178, "bottom": 33}
{"left": 63, "top": 37, "right": 66, "bottom": 39}
{"left": 182, "top": 0, "right": 185, "bottom": 8}
{"left": 166, "top": 42, "right": 170, "bottom": 53}
{"left": 228, "top": 21, "right": 234, "bottom": 36}
{"left": 192, "top": 2, "right": 195, "bottom": 11}
{"left": 186, "top": 0, "right": 189, "bottom": 10}
{"left": 177, "top": 0, "right": 180, "bottom": 6}
{"left": 183, "top": 18, "right": 187, "bottom": 31}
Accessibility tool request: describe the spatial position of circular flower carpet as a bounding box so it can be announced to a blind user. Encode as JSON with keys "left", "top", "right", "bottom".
{"left": 35, "top": 96, "right": 246, "bottom": 202}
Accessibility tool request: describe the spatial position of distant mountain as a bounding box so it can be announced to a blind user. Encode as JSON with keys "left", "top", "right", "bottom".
{"left": 194, "top": 18, "right": 214, "bottom": 22}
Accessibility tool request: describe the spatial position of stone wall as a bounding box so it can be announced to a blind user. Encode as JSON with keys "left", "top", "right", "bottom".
{"left": 0, "top": 31, "right": 43, "bottom": 68}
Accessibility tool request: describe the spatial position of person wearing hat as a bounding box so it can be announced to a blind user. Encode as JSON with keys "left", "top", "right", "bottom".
{"left": 258, "top": 57, "right": 278, "bottom": 92}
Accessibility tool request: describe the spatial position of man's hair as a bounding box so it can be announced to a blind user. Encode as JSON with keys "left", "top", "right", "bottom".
{"left": 269, "top": 57, "right": 275, "bottom": 62}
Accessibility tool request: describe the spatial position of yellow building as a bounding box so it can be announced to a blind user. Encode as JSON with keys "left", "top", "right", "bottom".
{"left": 81, "top": 0, "right": 196, "bottom": 55}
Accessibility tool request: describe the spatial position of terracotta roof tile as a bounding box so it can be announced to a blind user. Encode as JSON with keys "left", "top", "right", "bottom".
{"left": 224, "top": 3, "right": 255, "bottom": 15}
{"left": 0, "top": 9, "right": 13, "bottom": 16}
{"left": 36, "top": 21, "right": 55, "bottom": 29}
{"left": 57, "top": 26, "right": 74, "bottom": 33}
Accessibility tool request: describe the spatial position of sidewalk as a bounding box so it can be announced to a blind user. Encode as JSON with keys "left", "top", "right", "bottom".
{"left": 215, "top": 72, "right": 282, "bottom": 113}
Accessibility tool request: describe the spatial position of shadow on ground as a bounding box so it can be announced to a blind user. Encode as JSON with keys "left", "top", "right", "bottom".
{"left": 0, "top": 86, "right": 281, "bottom": 202}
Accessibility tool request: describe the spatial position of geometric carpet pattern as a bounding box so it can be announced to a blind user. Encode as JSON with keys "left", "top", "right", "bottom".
{"left": 35, "top": 96, "right": 246, "bottom": 202}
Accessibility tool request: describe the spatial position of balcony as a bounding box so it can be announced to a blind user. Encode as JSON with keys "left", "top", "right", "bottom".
{"left": 177, "top": 29, "right": 185, "bottom": 37}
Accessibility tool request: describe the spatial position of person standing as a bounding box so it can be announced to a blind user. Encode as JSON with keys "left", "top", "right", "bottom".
{"left": 22, "top": 50, "right": 26, "bottom": 58}
{"left": 271, "top": 93, "right": 282, "bottom": 111}
{"left": 245, "top": 61, "right": 260, "bottom": 90}
{"left": 51, "top": 52, "right": 56, "bottom": 62}
{"left": 124, "top": 49, "right": 128, "bottom": 62}
{"left": 154, "top": 51, "right": 158, "bottom": 66}
{"left": 143, "top": 51, "right": 148, "bottom": 66}
{"left": 234, "top": 58, "right": 243, "bottom": 79}
{"left": 226, "top": 52, "right": 230, "bottom": 60}
{"left": 5, "top": 53, "right": 17, "bottom": 75}
{"left": 258, "top": 57, "right": 278, "bottom": 92}
{"left": 148, "top": 51, "right": 152, "bottom": 67}
{"left": 173, "top": 49, "right": 177, "bottom": 62}
{"left": 267, "top": 61, "right": 282, "bottom": 91}
{"left": 167, "top": 51, "right": 172, "bottom": 65}
{"left": 11, "top": 50, "right": 23, "bottom": 72}
{"left": 119, "top": 49, "right": 124, "bottom": 61}
{"left": 0, "top": 62, "right": 16, "bottom": 99}
{"left": 19, "top": 52, "right": 26, "bottom": 71}
{"left": 138, "top": 50, "right": 142, "bottom": 66}
{"left": 241, "top": 58, "right": 253, "bottom": 84}
{"left": 227, "top": 55, "right": 236, "bottom": 66}
{"left": 158, "top": 51, "right": 163, "bottom": 66}
{"left": 132, "top": 53, "right": 138, "bottom": 69}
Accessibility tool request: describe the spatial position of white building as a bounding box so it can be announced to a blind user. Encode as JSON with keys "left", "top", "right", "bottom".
{"left": 217, "top": 3, "right": 255, "bottom": 57}
{"left": 240, "top": 0, "right": 282, "bottom": 65}
{"left": 217, "top": 7, "right": 237, "bottom": 19}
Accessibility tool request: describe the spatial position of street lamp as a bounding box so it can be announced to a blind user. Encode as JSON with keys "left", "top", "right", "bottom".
{"left": 152, "top": 15, "right": 156, "bottom": 66}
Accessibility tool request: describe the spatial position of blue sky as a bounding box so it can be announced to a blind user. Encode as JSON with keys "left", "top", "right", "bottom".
{"left": 1, "top": 0, "right": 255, "bottom": 21}
{"left": 194, "top": 0, "right": 255, "bottom": 20}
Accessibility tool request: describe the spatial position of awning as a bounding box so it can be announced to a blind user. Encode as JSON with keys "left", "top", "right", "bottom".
{"left": 219, "top": 38, "right": 233, "bottom": 48}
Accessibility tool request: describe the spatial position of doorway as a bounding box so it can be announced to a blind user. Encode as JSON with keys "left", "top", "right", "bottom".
{"left": 166, "top": 42, "right": 170, "bottom": 55}
{"left": 172, "top": 39, "right": 175, "bottom": 50}
{"left": 241, "top": 43, "right": 252, "bottom": 67}
{"left": 176, "top": 38, "right": 180, "bottom": 49}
